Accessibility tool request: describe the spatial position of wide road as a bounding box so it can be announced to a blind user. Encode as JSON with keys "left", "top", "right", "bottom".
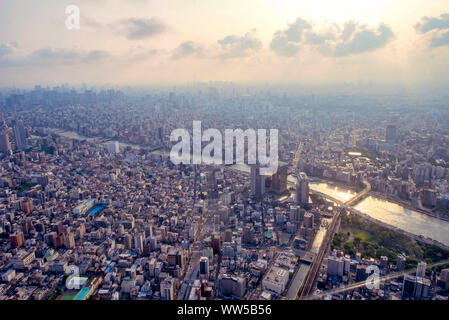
{"left": 178, "top": 199, "right": 210, "bottom": 300}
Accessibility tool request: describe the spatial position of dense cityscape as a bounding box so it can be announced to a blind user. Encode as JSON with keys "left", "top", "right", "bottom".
{"left": 0, "top": 85, "right": 448, "bottom": 301}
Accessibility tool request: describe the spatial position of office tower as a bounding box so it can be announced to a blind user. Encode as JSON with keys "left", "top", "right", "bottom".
{"left": 9, "top": 231, "right": 25, "bottom": 248}
{"left": 161, "top": 276, "right": 175, "bottom": 300}
{"left": 207, "top": 169, "right": 217, "bottom": 187}
{"left": 422, "top": 189, "right": 437, "bottom": 208}
{"left": 386, "top": 124, "right": 397, "bottom": 142}
{"left": 157, "top": 127, "right": 163, "bottom": 141}
{"left": 134, "top": 234, "right": 144, "bottom": 253}
{"left": 13, "top": 121, "right": 27, "bottom": 150}
{"left": 124, "top": 234, "right": 132, "bottom": 249}
{"left": 199, "top": 257, "right": 209, "bottom": 277}
{"left": 440, "top": 269, "right": 449, "bottom": 291}
{"left": 417, "top": 261, "right": 427, "bottom": 278}
{"left": 296, "top": 172, "right": 309, "bottom": 206}
{"left": 242, "top": 225, "right": 254, "bottom": 245}
{"left": 20, "top": 199, "right": 34, "bottom": 214}
{"left": 108, "top": 141, "right": 120, "bottom": 153}
{"left": 303, "top": 212, "right": 314, "bottom": 229}
{"left": 402, "top": 274, "right": 431, "bottom": 299}
{"left": 262, "top": 267, "right": 289, "bottom": 295}
{"left": 250, "top": 164, "right": 265, "bottom": 198}
{"left": 207, "top": 168, "right": 218, "bottom": 199}
{"left": 168, "top": 249, "right": 184, "bottom": 269}
{"left": 218, "top": 275, "right": 246, "bottom": 298}
{"left": 0, "top": 133, "right": 11, "bottom": 153}
{"left": 65, "top": 232, "right": 76, "bottom": 249}
{"left": 343, "top": 258, "right": 351, "bottom": 274}
{"left": 402, "top": 274, "right": 416, "bottom": 298}
{"left": 211, "top": 234, "right": 221, "bottom": 255}
{"left": 224, "top": 229, "right": 232, "bottom": 242}
{"left": 327, "top": 255, "right": 344, "bottom": 277}
{"left": 270, "top": 162, "right": 288, "bottom": 194}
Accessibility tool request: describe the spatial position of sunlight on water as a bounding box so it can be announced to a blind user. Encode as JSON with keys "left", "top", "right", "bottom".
{"left": 309, "top": 182, "right": 358, "bottom": 202}
{"left": 355, "top": 196, "right": 449, "bottom": 246}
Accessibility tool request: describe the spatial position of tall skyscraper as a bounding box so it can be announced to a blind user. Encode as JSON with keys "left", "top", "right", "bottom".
{"left": 386, "top": 124, "right": 397, "bottom": 142}
{"left": 0, "top": 132, "right": 11, "bottom": 153}
{"left": 134, "top": 234, "right": 144, "bottom": 253}
{"left": 199, "top": 257, "right": 209, "bottom": 277}
{"left": 296, "top": 172, "right": 309, "bottom": 206}
{"left": 250, "top": 164, "right": 265, "bottom": 198}
{"left": 13, "top": 121, "right": 27, "bottom": 151}
{"left": 270, "top": 162, "right": 288, "bottom": 195}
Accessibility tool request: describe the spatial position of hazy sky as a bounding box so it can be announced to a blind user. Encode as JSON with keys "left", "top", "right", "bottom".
{"left": 0, "top": 0, "right": 448, "bottom": 87}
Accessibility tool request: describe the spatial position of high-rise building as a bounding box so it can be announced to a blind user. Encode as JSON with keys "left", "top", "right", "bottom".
{"left": 262, "top": 267, "right": 289, "bottom": 295}
{"left": 134, "top": 234, "right": 144, "bottom": 253}
{"left": 9, "top": 231, "right": 25, "bottom": 248}
{"left": 242, "top": 225, "right": 254, "bottom": 245}
{"left": 439, "top": 269, "right": 449, "bottom": 291}
{"left": 296, "top": 172, "right": 309, "bottom": 206}
{"left": 157, "top": 127, "right": 164, "bottom": 141}
{"left": 20, "top": 199, "right": 34, "bottom": 214}
{"left": 270, "top": 162, "right": 288, "bottom": 195}
{"left": 168, "top": 249, "right": 185, "bottom": 269}
{"left": 402, "top": 274, "right": 416, "bottom": 298}
{"left": 327, "top": 255, "right": 344, "bottom": 277}
{"left": 250, "top": 164, "right": 265, "bottom": 198}
{"left": 402, "top": 274, "right": 431, "bottom": 299}
{"left": 13, "top": 121, "right": 27, "bottom": 151}
{"left": 199, "top": 257, "right": 209, "bottom": 277}
{"left": 124, "top": 234, "right": 132, "bottom": 249}
{"left": 224, "top": 229, "right": 232, "bottom": 242}
{"left": 108, "top": 141, "right": 120, "bottom": 153}
{"left": 303, "top": 212, "right": 314, "bottom": 229}
{"left": 417, "top": 261, "right": 427, "bottom": 278}
{"left": 0, "top": 133, "right": 12, "bottom": 153}
{"left": 161, "top": 276, "right": 175, "bottom": 300}
{"left": 386, "top": 124, "right": 397, "bottom": 142}
{"left": 65, "top": 232, "right": 76, "bottom": 249}
{"left": 218, "top": 275, "right": 246, "bottom": 298}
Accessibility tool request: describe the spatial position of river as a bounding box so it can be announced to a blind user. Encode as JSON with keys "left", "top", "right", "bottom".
{"left": 308, "top": 180, "right": 449, "bottom": 247}
{"left": 354, "top": 196, "right": 449, "bottom": 247}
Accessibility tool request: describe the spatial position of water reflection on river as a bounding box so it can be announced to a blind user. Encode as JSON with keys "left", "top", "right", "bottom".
{"left": 309, "top": 182, "right": 358, "bottom": 202}
{"left": 355, "top": 196, "right": 449, "bottom": 246}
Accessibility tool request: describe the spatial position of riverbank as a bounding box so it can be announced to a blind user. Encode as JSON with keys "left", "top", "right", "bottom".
{"left": 348, "top": 207, "right": 449, "bottom": 251}
{"left": 43, "top": 127, "right": 164, "bottom": 152}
